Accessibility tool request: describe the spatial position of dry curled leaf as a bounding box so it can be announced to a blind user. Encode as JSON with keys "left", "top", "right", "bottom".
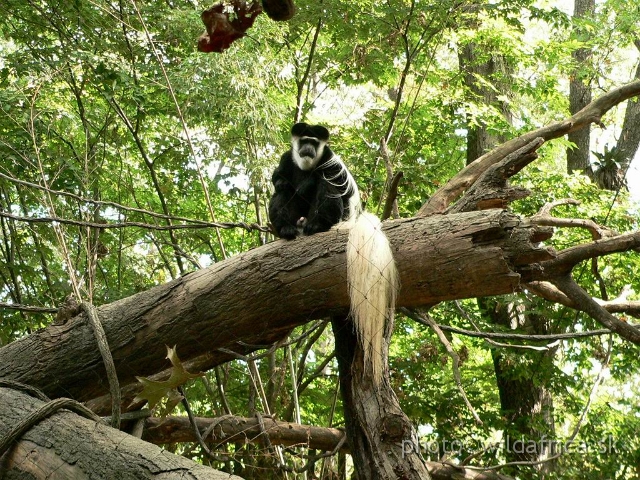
{"left": 131, "top": 345, "right": 203, "bottom": 409}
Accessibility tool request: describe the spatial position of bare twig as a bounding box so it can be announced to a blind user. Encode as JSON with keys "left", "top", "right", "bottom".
{"left": 531, "top": 198, "right": 618, "bottom": 240}
{"left": 177, "top": 385, "right": 230, "bottom": 462}
{"left": 0, "top": 302, "right": 58, "bottom": 314}
{"left": 402, "top": 308, "right": 483, "bottom": 425}
{"left": 0, "top": 210, "right": 269, "bottom": 233}
{"left": 0, "top": 170, "right": 224, "bottom": 228}
{"left": 294, "top": 16, "right": 323, "bottom": 122}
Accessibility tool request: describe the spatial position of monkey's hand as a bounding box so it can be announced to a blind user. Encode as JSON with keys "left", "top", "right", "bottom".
{"left": 296, "top": 217, "right": 308, "bottom": 236}
{"left": 302, "top": 220, "right": 331, "bottom": 236}
{"left": 278, "top": 224, "right": 298, "bottom": 240}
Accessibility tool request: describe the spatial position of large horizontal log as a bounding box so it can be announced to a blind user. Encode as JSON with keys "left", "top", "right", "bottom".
{"left": 0, "top": 387, "right": 241, "bottom": 479}
{"left": 0, "top": 210, "right": 551, "bottom": 402}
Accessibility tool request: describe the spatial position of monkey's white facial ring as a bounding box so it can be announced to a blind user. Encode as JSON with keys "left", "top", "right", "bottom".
{"left": 292, "top": 137, "right": 326, "bottom": 171}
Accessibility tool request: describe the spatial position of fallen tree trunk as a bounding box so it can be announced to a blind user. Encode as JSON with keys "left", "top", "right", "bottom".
{"left": 0, "top": 209, "right": 552, "bottom": 402}
{"left": 144, "top": 414, "right": 347, "bottom": 452}
{"left": 143, "top": 414, "right": 513, "bottom": 480}
{"left": 0, "top": 387, "right": 241, "bottom": 479}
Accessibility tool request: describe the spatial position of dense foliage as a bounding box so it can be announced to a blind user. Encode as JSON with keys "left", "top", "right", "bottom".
{"left": 1, "top": 0, "right": 639, "bottom": 478}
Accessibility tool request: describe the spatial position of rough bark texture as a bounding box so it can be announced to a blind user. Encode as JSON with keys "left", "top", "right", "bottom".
{"left": 615, "top": 43, "right": 640, "bottom": 169}
{"left": 0, "top": 210, "right": 551, "bottom": 404}
{"left": 0, "top": 387, "right": 241, "bottom": 479}
{"left": 599, "top": 40, "right": 640, "bottom": 189}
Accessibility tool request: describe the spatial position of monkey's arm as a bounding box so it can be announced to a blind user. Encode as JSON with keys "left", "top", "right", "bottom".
{"left": 268, "top": 166, "right": 304, "bottom": 239}
{"left": 303, "top": 176, "right": 344, "bottom": 235}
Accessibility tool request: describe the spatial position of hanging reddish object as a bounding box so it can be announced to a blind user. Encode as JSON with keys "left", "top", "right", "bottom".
{"left": 197, "top": 2, "right": 262, "bottom": 53}
{"left": 197, "top": 0, "right": 296, "bottom": 53}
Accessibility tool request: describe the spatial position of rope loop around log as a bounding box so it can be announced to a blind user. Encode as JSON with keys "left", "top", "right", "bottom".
{"left": 0, "top": 381, "right": 104, "bottom": 457}
{"left": 80, "top": 301, "right": 122, "bottom": 429}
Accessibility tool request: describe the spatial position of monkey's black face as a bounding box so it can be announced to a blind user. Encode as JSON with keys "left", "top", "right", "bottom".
{"left": 298, "top": 138, "right": 320, "bottom": 158}
{"left": 291, "top": 123, "right": 329, "bottom": 171}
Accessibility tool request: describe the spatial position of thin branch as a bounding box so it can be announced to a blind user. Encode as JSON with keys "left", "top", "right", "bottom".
{"left": 0, "top": 302, "right": 58, "bottom": 314}
{"left": 551, "top": 275, "right": 640, "bottom": 344}
{"left": 294, "top": 16, "right": 323, "bottom": 122}
{"left": 527, "top": 281, "right": 640, "bottom": 318}
{"left": 402, "top": 308, "right": 483, "bottom": 425}
{"left": 539, "top": 231, "right": 640, "bottom": 278}
{"left": 531, "top": 198, "right": 618, "bottom": 240}
{"left": 0, "top": 210, "right": 269, "bottom": 233}
{"left": 177, "top": 385, "right": 230, "bottom": 462}
{"left": 0, "top": 170, "right": 219, "bottom": 227}
{"left": 429, "top": 319, "right": 611, "bottom": 342}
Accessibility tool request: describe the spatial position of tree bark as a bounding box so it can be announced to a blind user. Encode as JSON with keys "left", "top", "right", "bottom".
{"left": 331, "top": 316, "right": 431, "bottom": 479}
{"left": 0, "top": 387, "right": 241, "bottom": 479}
{"left": 0, "top": 210, "right": 551, "bottom": 403}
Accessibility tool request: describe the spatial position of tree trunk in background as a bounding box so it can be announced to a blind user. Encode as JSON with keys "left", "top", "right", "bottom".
{"left": 598, "top": 40, "right": 640, "bottom": 190}
{"left": 331, "top": 316, "right": 432, "bottom": 479}
{"left": 567, "top": 0, "right": 595, "bottom": 174}
{"left": 460, "top": 35, "right": 557, "bottom": 475}
{"left": 615, "top": 41, "right": 640, "bottom": 168}
{"left": 479, "top": 299, "right": 557, "bottom": 476}
{"left": 459, "top": 41, "right": 512, "bottom": 165}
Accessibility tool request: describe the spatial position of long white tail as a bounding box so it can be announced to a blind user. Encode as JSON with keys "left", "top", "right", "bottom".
{"left": 346, "top": 212, "right": 399, "bottom": 383}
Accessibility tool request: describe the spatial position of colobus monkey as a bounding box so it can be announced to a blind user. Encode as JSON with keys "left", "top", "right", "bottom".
{"left": 269, "top": 123, "right": 398, "bottom": 383}
{"left": 268, "top": 123, "right": 358, "bottom": 238}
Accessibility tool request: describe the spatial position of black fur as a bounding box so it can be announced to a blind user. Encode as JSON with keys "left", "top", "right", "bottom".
{"left": 269, "top": 123, "right": 357, "bottom": 239}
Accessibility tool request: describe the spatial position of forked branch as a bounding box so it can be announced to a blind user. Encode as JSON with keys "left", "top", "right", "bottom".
{"left": 419, "top": 79, "right": 640, "bottom": 215}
